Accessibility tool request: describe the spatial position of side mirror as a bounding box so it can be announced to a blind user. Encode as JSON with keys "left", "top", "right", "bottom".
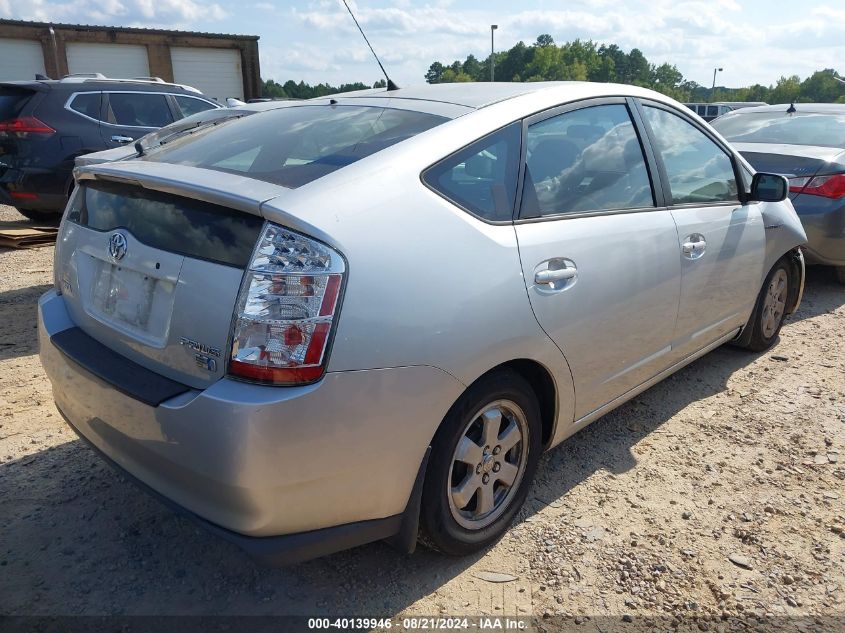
{"left": 750, "top": 172, "right": 788, "bottom": 202}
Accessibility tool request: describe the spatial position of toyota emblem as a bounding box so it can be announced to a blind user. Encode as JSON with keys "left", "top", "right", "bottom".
{"left": 108, "top": 233, "right": 127, "bottom": 261}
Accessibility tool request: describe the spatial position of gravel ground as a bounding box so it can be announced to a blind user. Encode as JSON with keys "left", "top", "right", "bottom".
{"left": 0, "top": 203, "right": 843, "bottom": 630}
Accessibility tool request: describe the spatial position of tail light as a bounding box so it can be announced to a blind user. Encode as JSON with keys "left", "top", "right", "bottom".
{"left": 0, "top": 117, "right": 55, "bottom": 136}
{"left": 229, "top": 223, "right": 345, "bottom": 385}
{"left": 10, "top": 191, "right": 39, "bottom": 200}
{"left": 789, "top": 173, "right": 845, "bottom": 199}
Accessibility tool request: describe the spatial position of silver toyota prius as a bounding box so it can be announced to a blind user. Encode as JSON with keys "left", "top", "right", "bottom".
{"left": 39, "top": 82, "right": 807, "bottom": 564}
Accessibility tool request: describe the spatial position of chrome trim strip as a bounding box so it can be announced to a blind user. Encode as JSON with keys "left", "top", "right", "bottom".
{"left": 63, "top": 90, "right": 218, "bottom": 130}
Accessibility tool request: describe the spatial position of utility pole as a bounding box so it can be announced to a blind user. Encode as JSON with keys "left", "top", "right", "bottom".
{"left": 711, "top": 67, "right": 723, "bottom": 101}
{"left": 490, "top": 25, "right": 498, "bottom": 82}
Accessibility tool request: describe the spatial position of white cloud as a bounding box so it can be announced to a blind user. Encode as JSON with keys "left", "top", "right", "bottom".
{"left": 0, "top": 0, "right": 228, "bottom": 26}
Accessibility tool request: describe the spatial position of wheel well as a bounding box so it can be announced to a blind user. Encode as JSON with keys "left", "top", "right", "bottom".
{"left": 472, "top": 359, "right": 557, "bottom": 448}
{"left": 784, "top": 249, "right": 803, "bottom": 314}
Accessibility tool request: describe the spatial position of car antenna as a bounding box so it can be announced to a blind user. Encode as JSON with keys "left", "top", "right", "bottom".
{"left": 341, "top": 0, "right": 399, "bottom": 91}
{"left": 786, "top": 102, "right": 796, "bottom": 114}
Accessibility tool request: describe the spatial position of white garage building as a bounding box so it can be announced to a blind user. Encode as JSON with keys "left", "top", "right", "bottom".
{"left": 0, "top": 20, "right": 260, "bottom": 102}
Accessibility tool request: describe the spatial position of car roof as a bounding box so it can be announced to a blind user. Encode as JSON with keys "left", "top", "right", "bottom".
{"left": 0, "top": 77, "right": 201, "bottom": 94}
{"left": 722, "top": 103, "right": 845, "bottom": 115}
{"left": 330, "top": 81, "right": 659, "bottom": 110}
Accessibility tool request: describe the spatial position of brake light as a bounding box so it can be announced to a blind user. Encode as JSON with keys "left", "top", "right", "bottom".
{"left": 0, "top": 116, "right": 55, "bottom": 135}
{"left": 229, "top": 223, "right": 345, "bottom": 385}
{"left": 10, "top": 191, "right": 38, "bottom": 200}
{"left": 789, "top": 173, "right": 845, "bottom": 199}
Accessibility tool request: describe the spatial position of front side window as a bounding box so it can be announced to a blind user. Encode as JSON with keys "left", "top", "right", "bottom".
{"left": 69, "top": 93, "right": 101, "bottom": 120}
{"left": 522, "top": 103, "right": 654, "bottom": 217}
{"left": 107, "top": 93, "right": 173, "bottom": 128}
{"left": 143, "top": 105, "right": 448, "bottom": 189}
{"left": 422, "top": 122, "right": 520, "bottom": 221}
{"left": 643, "top": 106, "right": 738, "bottom": 204}
{"left": 175, "top": 95, "right": 217, "bottom": 119}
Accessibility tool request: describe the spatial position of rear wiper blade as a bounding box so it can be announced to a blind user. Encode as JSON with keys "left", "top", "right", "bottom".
{"left": 137, "top": 111, "right": 248, "bottom": 155}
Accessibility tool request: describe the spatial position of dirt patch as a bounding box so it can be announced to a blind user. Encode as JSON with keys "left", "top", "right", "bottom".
{"left": 0, "top": 203, "right": 842, "bottom": 626}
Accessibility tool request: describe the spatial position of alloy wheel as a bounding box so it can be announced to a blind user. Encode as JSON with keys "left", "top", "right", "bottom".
{"left": 447, "top": 399, "right": 529, "bottom": 530}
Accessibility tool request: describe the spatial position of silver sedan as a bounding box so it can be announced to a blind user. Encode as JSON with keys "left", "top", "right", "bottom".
{"left": 39, "top": 82, "right": 806, "bottom": 564}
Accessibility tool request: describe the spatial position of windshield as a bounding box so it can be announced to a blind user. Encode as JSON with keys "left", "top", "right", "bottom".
{"left": 141, "top": 104, "right": 449, "bottom": 189}
{"left": 712, "top": 111, "right": 845, "bottom": 148}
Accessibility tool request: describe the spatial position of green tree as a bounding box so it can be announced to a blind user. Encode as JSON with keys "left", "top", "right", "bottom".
{"left": 800, "top": 69, "right": 845, "bottom": 103}
{"left": 462, "top": 55, "right": 483, "bottom": 81}
{"left": 535, "top": 34, "right": 555, "bottom": 48}
{"left": 425, "top": 62, "right": 444, "bottom": 84}
{"left": 770, "top": 75, "right": 802, "bottom": 104}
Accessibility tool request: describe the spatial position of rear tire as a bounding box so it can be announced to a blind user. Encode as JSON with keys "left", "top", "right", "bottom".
{"left": 737, "top": 258, "right": 791, "bottom": 352}
{"left": 419, "top": 370, "right": 542, "bottom": 556}
{"left": 835, "top": 266, "right": 845, "bottom": 285}
{"left": 15, "top": 208, "right": 60, "bottom": 224}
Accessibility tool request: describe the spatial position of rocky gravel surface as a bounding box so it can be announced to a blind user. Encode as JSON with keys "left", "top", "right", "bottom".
{"left": 0, "top": 204, "right": 843, "bottom": 631}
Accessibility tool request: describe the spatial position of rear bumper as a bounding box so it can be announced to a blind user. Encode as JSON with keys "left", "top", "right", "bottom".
{"left": 794, "top": 198, "right": 845, "bottom": 266}
{"left": 38, "top": 290, "right": 463, "bottom": 559}
{"left": 1, "top": 165, "right": 69, "bottom": 212}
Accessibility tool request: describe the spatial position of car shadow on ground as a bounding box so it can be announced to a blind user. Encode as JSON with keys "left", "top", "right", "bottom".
{"left": 0, "top": 273, "right": 839, "bottom": 617}
{"left": 0, "top": 283, "right": 51, "bottom": 361}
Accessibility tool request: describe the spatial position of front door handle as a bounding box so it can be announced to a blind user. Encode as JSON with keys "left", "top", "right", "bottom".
{"left": 111, "top": 135, "right": 134, "bottom": 144}
{"left": 535, "top": 268, "right": 577, "bottom": 284}
{"left": 682, "top": 241, "right": 705, "bottom": 254}
{"left": 682, "top": 234, "right": 707, "bottom": 259}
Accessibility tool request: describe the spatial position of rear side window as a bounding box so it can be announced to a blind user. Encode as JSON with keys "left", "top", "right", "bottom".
{"left": 175, "top": 95, "right": 217, "bottom": 118}
{"left": 69, "top": 93, "right": 101, "bottom": 120}
{"left": 0, "top": 88, "right": 34, "bottom": 120}
{"left": 142, "top": 105, "right": 448, "bottom": 189}
{"left": 423, "top": 123, "right": 521, "bottom": 221}
{"left": 522, "top": 104, "right": 654, "bottom": 217}
{"left": 643, "top": 106, "right": 737, "bottom": 204}
{"left": 107, "top": 93, "right": 173, "bottom": 128}
{"left": 67, "top": 181, "right": 264, "bottom": 268}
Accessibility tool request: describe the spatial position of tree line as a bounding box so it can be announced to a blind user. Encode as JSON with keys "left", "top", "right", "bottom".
{"left": 262, "top": 35, "right": 844, "bottom": 104}
{"left": 261, "top": 78, "right": 385, "bottom": 99}
{"left": 425, "top": 35, "right": 845, "bottom": 104}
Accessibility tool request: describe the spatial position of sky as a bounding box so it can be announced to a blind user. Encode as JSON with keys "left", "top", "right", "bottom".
{"left": 2, "top": 0, "right": 844, "bottom": 89}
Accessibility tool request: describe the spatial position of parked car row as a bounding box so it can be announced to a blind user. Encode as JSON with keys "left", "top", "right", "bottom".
{"left": 0, "top": 74, "right": 219, "bottom": 221}
{"left": 38, "top": 82, "right": 808, "bottom": 565}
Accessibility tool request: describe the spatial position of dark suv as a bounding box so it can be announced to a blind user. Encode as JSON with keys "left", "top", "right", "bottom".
{"left": 0, "top": 75, "right": 219, "bottom": 221}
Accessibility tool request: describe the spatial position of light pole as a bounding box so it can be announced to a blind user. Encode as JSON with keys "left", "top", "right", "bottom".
{"left": 711, "top": 67, "right": 723, "bottom": 100}
{"left": 490, "top": 24, "right": 498, "bottom": 82}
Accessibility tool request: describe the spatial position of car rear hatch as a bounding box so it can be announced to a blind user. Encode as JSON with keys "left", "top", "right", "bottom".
{"left": 55, "top": 161, "right": 292, "bottom": 390}
{"left": 0, "top": 84, "right": 41, "bottom": 172}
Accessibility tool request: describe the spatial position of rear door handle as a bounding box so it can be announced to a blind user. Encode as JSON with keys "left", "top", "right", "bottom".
{"left": 111, "top": 135, "right": 134, "bottom": 144}
{"left": 682, "top": 241, "right": 704, "bottom": 254}
{"left": 535, "top": 267, "right": 577, "bottom": 284}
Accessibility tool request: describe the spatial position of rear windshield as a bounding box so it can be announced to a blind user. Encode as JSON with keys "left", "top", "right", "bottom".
{"left": 67, "top": 180, "right": 264, "bottom": 268}
{"left": 712, "top": 111, "right": 845, "bottom": 148}
{"left": 0, "top": 87, "right": 34, "bottom": 120}
{"left": 141, "top": 104, "right": 449, "bottom": 188}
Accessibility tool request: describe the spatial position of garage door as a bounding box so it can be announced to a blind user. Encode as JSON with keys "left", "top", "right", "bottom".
{"left": 66, "top": 43, "right": 149, "bottom": 79}
{"left": 0, "top": 39, "right": 46, "bottom": 82}
{"left": 171, "top": 47, "right": 243, "bottom": 103}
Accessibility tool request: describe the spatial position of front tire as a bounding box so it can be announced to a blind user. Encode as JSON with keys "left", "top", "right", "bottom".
{"left": 419, "top": 370, "right": 542, "bottom": 556}
{"left": 737, "top": 259, "right": 791, "bottom": 352}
